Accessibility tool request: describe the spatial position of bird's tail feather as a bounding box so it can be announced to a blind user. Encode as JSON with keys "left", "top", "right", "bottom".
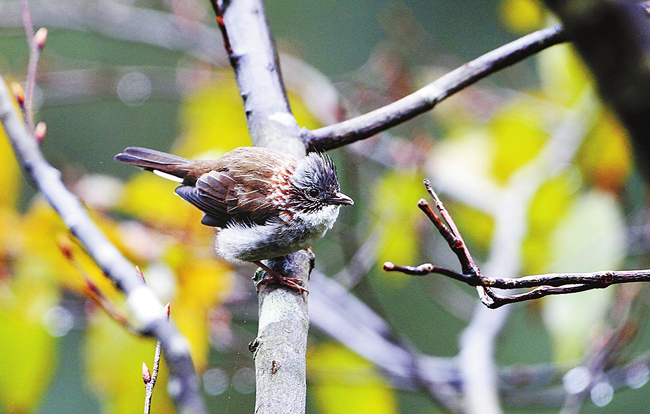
{"left": 115, "top": 147, "right": 191, "bottom": 180}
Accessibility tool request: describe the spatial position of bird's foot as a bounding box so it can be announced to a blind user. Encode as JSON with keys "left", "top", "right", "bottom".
{"left": 253, "top": 261, "right": 308, "bottom": 295}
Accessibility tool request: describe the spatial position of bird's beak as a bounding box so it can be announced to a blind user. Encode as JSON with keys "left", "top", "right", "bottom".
{"left": 330, "top": 192, "right": 354, "bottom": 206}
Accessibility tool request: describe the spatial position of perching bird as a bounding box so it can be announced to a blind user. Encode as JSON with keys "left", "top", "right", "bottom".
{"left": 115, "top": 146, "right": 353, "bottom": 293}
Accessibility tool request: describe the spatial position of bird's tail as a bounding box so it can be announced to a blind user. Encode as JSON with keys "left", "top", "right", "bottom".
{"left": 115, "top": 147, "right": 192, "bottom": 182}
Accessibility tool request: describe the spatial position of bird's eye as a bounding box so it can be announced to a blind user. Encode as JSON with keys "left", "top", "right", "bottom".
{"left": 307, "top": 188, "right": 320, "bottom": 198}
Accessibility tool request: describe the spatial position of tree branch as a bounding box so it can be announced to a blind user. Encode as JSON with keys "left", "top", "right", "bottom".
{"left": 0, "top": 76, "right": 206, "bottom": 414}
{"left": 304, "top": 25, "right": 567, "bottom": 151}
{"left": 211, "top": 0, "right": 304, "bottom": 156}
{"left": 384, "top": 182, "right": 650, "bottom": 309}
{"left": 208, "top": 1, "right": 310, "bottom": 413}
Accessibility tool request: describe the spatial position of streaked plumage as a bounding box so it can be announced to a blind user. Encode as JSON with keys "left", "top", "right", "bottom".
{"left": 115, "top": 147, "right": 353, "bottom": 266}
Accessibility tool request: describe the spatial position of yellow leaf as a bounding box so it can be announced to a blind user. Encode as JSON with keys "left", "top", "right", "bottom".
{"left": 288, "top": 90, "right": 323, "bottom": 131}
{"left": 500, "top": 0, "right": 544, "bottom": 33}
{"left": 177, "top": 75, "right": 251, "bottom": 158}
{"left": 0, "top": 126, "right": 20, "bottom": 210}
{"left": 448, "top": 202, "right": 495, "bottom": 253}
{"left": 308, "top": 342, "right": 396, "bottom": 414}
{"left": 490, "top": 99, "right": 548, "bottom": 184}
{"left": 177, "top": 72, "right": 322, "bottom": 158}
{"left": 373, "top": 170, "right": 424, "bottom": 272}
{"left": 117, "top": 172, "right": 202, "bottom": 229}
{"left": 538, "top": 44, "right": 592, "bottom": 106}
{"left": 577, "top": 111, "right": 632, "bottom": 191}
{"left": 20, "top": 200, "right": 110, "bottom": 294}
{"left": 522, "top": 172, "right": 577, "bottom": 275}
{"left": 172, "top": 257, "right": 233, "bottom": 371}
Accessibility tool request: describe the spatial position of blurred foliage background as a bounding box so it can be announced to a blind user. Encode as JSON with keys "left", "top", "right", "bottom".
{"left": 1, "top": 0, "right": 649, "bottom": 413}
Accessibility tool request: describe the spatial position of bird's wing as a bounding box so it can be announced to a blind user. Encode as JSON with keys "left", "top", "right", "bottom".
{"left": 175, "top": 169, "right": 278, "bottom": 228}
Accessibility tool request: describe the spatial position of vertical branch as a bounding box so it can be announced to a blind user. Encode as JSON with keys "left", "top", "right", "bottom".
{"left": 250, "top": 252, "right": 312, "bottom": 414}
{"left": 211, "top": 0, "right": 304, "bottom": 157}
{"left": 209, "top": 1, "right": 310, "bottom": 413}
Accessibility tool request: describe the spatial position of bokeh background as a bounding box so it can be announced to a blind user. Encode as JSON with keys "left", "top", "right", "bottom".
{"left": 0, "top": 0, "right": 648, "bottom": 413}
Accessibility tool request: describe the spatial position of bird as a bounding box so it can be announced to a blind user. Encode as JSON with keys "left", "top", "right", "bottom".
{"left": 114, "top": 146, "right": 353, "bottom": 293}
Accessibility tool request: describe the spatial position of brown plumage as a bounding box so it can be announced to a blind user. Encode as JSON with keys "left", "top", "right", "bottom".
{"left": 115, "top": 147, "right": 298, "bottom": 228}
{"left": 115, "top": 146, "right": 353, "bottom": 293}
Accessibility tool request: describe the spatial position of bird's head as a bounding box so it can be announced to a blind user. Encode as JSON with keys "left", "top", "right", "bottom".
{"left": 288, "top": 151, "right": 353, "bottom": 212}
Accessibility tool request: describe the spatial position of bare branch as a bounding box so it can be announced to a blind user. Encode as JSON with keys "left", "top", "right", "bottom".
{"left": 144, "top": 303, "right": 168, "bottom": 414}
{"left": 210, "top": 0, "right": 303, "bottom": 156}
{"left": 304, "top": 25, "right": 567, "bottom": 151}
{"left": 385, "top": 180, "right": 650, "bottom": 309}
{"left": 18, "top": 0, "right": 46, "bottom": 132}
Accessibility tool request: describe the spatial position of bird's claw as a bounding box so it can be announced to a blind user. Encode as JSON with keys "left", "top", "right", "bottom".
{"left": 253, "top": 261, "right": 309, "bottom": 295}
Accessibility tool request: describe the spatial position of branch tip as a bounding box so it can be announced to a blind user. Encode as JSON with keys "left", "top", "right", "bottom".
{"left": 383, "top": 262, "right": 396, "bottom": 271}
{"left": 84, "top": 276, "right": 102, "bottom": 297}
{"left": 142, "top": 362, "right": 152, "bottom": 384}
{"left": 11, "top": 82, "right": 25, "bottom": 106}
{"left": 57, "top": 236, "right": 74, "bottom": 261}
{"left": 34, "top": 121, "right": 46, "bottom": 142}
{"left": 135, "top": 266, "right": 146, "bottom": 284}
{"left": 34, "top": 27, "right": 47, "bottom": 50}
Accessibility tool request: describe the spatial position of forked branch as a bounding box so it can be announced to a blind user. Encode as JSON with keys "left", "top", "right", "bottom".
{"left": 384, "top": 180, "right": 650, "bottom": 309}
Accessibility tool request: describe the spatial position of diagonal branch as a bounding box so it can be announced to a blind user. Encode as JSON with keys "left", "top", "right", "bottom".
{"left": 304, "top": 25, "right": 567, "bottom": 151}
{"left": 0, "top": 77, "right": 206, "bottom": 414}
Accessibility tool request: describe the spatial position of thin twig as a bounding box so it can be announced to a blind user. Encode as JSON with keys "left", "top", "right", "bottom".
{"left": 144, "top": 303, "right": 169, "bottom": 414}
{"left": 304, "top": 25, "right": 567, "bottom": 151}
{"left": 19, "top": 0, "right": 46, "bottom": 132}
{"left": 385, "top": 180, "right": 650, "bottom": 309}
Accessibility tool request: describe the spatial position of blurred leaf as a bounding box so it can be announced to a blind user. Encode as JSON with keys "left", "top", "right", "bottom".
{"left": 448, "top": 202, "right": 494, "bottom": 253}
{"left": 0, "top": 125, "right": 20, "bottom": 210}
{"left": 308, "top": 342, "right": 396, "bottom": 414}
{"left": 0, "top": 271, "right": 59, "bottom": 413}
{"left": 538, "top": 43, "right": 592, "bottom": 107}
{"left": 522, "top": 172, "right": 578, "bottom": 275}
{"left": 21, "top": 199, "right": 119, "bottom": 297}
{"left": 541, "top": 190, "right": 625, "bottom": 361}
{"left": 172, "top": 257, "right": 233, "bottom": 371}
{"left": 177, "top": 75, "right": 251, "bottom": 158}
{"left": 500, "top": 0, "right": 544, "bottom": 33}
{"left": 85, "top": 311, "right": 174, "bottom": 414}
{"left": 577, "top": 111, "right": 632, "bottom": 192}
{"left": 373, "top": 170, "right": 424, "bottom": 273}
{"left": 288, "top": 90, "right": 323, "bottom": 131}
{"left": 117, "top": 172, "right": 202, "bottom": 229}
{"left": 490, "top": 99, "right": 548, "bottom": 184}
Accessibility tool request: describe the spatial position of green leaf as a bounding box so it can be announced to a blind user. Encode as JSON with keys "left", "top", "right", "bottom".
{"left": 0, "top": 275, "right": 59, "bottom": 413}
{"left": 308, "top": 342, "right": 396, "bottom": 414}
